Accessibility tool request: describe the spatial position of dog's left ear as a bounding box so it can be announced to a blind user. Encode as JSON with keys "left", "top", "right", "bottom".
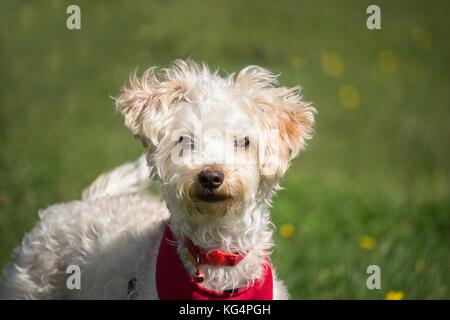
{"left": 236, "top": 66, "right": 317, "bottom": 179}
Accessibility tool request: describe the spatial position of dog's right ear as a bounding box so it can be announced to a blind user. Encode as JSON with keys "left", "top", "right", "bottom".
{"left": 116, "top": 63, "right": 193, "bottom": 147}
{"left": 117, "top": 60, "right": 213, "bottom": 148}
{"left": 115, "top": 68, "right": 165, "bottom": 147}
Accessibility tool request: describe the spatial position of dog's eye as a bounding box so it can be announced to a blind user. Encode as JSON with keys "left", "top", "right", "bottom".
{"left": 234, "top": 137, "right": 250, "bottom": 149}
{"left": 178, "top": 136, "right": 194, "bottom": 150}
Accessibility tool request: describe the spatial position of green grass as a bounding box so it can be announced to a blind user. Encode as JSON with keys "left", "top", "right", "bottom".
{"left": 0, "top": 0, "right": 449, "bottom": 299}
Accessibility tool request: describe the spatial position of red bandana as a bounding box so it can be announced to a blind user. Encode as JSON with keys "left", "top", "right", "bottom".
{"left": 156, "top": 225, "right": 273, "bottom": 300}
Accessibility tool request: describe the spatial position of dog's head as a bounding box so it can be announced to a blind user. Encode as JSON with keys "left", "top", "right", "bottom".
{"left": 116, "top": 60, "right": 316, "bottom": 222}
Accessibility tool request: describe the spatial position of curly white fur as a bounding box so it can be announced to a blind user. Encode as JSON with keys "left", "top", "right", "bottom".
{"left": 0, "top": 60, "right": 316, "bottom": 299}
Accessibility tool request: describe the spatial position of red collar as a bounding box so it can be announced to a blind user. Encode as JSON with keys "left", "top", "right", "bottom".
{"left": 184, "top": 237, "right": 245, "bottom": 267}
{"left": 156, "top": 225, "right": 274, "bottom": 300}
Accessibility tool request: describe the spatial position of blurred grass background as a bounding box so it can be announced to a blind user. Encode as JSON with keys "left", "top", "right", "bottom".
{"left": 0, "top": 0, "right": 449, "bottom": 299}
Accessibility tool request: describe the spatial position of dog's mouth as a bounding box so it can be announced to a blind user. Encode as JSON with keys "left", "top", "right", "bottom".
{"left": 196, "top": 192, "right": 231, "bottom": 203}
{"left": 190, "top": 188, "right": 236, "bottom": 216}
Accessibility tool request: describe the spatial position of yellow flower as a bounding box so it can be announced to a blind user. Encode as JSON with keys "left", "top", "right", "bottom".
{"left": 411, "top": 26, "right": 432, "bottom": 51}
{"left": 321, "top": 52, "right": 344, "bottom": 76}
{"left": 377, "top": 50, "right": 398, "bottom": 74}
{"left": 339, "top": 85, "right": 360, "bottom": 109}
{"left": 359, "top": 235, "right": 376, "bottom": 250}
{"left": 386, "top": 291, "right": 405, "bottom": 300}
{"left": 291, "top": 56, "right": 307, "bottom": 70}
{"left": 279, "top": 224, "right": 295, "bottom": 238}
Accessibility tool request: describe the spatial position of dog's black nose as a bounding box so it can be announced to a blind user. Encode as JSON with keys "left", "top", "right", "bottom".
{"left": 198, "top": 169, "right": 224, "bottom": 190}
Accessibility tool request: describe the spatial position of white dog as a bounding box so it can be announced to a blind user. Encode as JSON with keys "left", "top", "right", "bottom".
{"left": 0, "top": 60, "right": 316, "bottom": 299}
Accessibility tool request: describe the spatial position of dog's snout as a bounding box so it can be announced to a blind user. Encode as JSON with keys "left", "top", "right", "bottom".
{"left": 198, "top": 169, "right": 224, "bottom": 190}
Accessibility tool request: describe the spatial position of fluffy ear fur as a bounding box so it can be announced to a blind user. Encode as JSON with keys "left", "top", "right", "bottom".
{"left": 115, "top": 68, "right": 159, "bottom": 141}
{"left": 236, "top": 66, "right": 316, "bottom": 179}
{"left": 115, "top": 60, "right": 193, "bottom": 147}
